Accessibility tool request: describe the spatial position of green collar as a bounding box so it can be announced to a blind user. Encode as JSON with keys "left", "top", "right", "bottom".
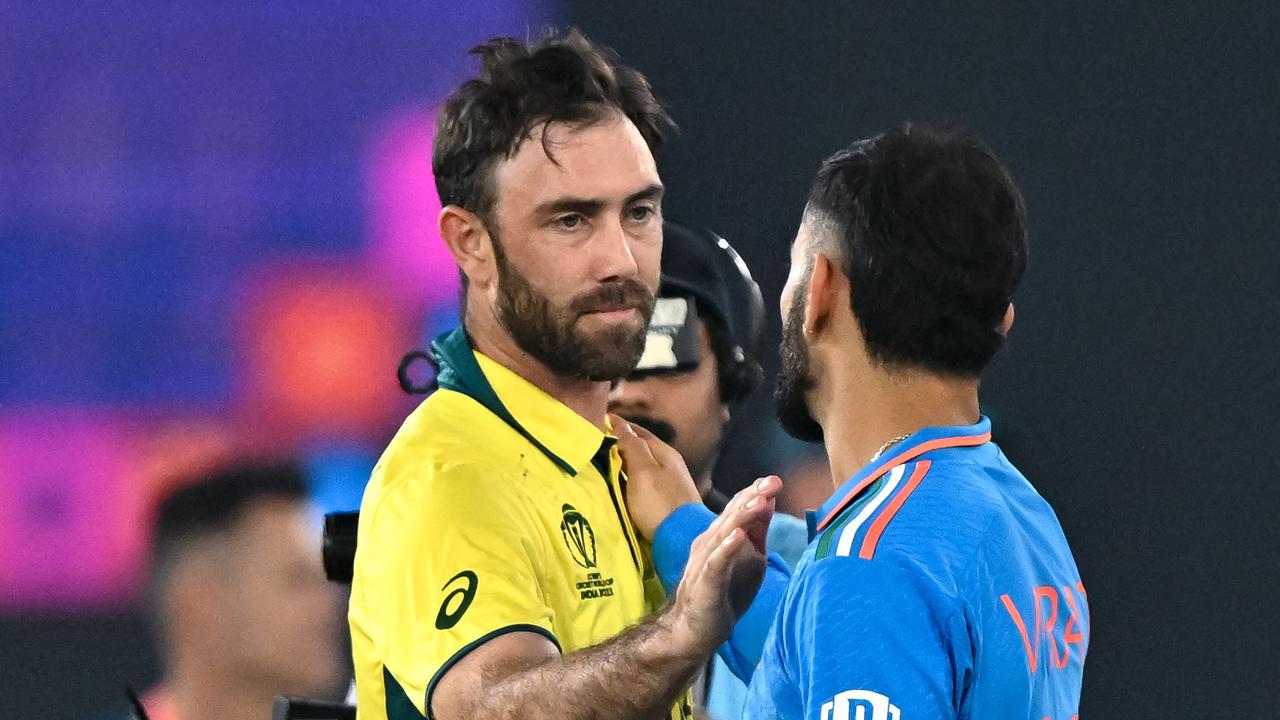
{"left": 431, "top": 327, "right": 581, "bottom": 476}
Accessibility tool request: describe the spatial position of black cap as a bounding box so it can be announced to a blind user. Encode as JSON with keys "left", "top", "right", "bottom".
{"left": 659, "top": 219, "right": 765, "bottom": 367}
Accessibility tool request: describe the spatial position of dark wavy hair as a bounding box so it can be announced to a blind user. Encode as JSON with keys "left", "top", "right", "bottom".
{"left": 807, "top": 122, "right": 1028, "bottom": 376}
{"left": 433, "top": 28, "right": 674, "bottom": 219}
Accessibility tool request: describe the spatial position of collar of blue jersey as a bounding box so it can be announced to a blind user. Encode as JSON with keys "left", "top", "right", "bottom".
{"left": 430, "top": 327, "right": 608, "bottom": 477}
{"left": 810, "top": 417, "right": 993, "bottom": 536}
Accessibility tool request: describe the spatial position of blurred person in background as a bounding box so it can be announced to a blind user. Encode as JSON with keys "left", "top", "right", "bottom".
{"left": 125, "top": 461, "right": 342, "bottom": 720}
{"left": 607, "top": 219, "right": 806, "bottom": 719}
{"left": 764, "top": 429, "right": 837, "bottom": 518}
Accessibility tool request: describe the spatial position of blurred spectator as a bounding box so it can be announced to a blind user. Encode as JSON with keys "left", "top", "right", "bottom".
{"left": 120, "top": 461, "right": 341, "bottom": 720}
{"left": 764, "top": 426, "right": 835, "bottom": 518}
{"left": 774, "top": 453, "right": 835, "bottom": 519}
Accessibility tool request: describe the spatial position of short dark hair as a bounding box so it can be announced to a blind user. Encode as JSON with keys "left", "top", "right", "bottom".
{"left": 806, "top": 122, "right": 1028, "bottom": 376}
{"left": 148, "top": 460, "right": 308, "bottom": 598}
{"left": 433, "top": 28, "right": 674, "bottom": 220}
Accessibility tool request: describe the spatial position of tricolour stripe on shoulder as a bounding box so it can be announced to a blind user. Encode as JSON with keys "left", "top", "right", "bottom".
{"left": 858, "top": 460, "right": 932, "bottom": 560}
{"left": 832, "top": 463, "right": 907, "bottom": 557}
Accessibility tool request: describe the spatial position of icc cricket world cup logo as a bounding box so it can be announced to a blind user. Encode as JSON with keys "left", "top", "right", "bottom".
{"left": 560, "top": 504, "right": 598, "bottom": 569}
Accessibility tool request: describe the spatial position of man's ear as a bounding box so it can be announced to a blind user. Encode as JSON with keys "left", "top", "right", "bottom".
{"left": 1000, "top": 302, "right": 1015, "bottom": 336}
{"left": 439, "top": 205, "right": 496, "bottom": 289}
{"left": 803, "top": 251, "right": 841, "bottom": 336}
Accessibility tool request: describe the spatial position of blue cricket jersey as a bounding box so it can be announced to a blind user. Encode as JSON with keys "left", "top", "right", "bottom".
{"left": 743, "top": 418, "right": 1089, "bottom": 720}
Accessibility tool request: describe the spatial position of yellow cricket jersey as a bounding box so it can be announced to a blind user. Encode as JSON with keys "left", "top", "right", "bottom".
{"left": 349, "top": 327, "right": 693, "bottom": 720}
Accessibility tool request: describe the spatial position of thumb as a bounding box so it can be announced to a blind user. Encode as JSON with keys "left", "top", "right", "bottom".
{"left": 610, "top": 414, "right": 658, "bottom": 472}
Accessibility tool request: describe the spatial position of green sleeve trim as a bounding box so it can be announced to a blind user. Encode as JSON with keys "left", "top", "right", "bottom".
{"left": 384, "top": 665, "right": 426, "bottom": 720}
{"left": 422, "top": 623, "right": 562, "bottom": 720}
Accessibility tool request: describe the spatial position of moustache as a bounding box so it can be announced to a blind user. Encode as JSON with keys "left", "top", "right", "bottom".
{"left": 620, "top": 415, "right": 678, "bottom": 445}
{"left": 571, "top": 280, "right": 655, "bottom": 317}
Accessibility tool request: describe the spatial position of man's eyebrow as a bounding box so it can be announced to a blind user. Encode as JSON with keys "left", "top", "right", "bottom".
{"left": 533, "top": 184, "right": 665, "bottom": 217}
{"left": 625, "top": 183, "right": 665, "bottom": 205}
{"left": 535, "top": 197, "right": 605, "bottom": 217}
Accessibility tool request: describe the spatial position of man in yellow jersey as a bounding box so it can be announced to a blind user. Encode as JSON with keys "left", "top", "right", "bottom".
{"left": 348, "top": 30, "right": 780, "bottom": 720}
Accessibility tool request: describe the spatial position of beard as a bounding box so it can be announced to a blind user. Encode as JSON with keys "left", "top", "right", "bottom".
{"left": 493, "top": 239, "right": 655, "bottom": 382}
{"left": 774, "top": 293, "right": 825, "bottom": 443}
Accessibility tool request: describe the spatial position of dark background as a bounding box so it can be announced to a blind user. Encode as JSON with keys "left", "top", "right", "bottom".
{"left": 569, "top": 2, "right": 1280, "bottom": 716}
{"left": 4, "top": 2, "right": 1278, "bottom": 717}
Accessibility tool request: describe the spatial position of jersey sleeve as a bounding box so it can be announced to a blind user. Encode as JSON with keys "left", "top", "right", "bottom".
{"left": 354, "top": 461, "right": 558, "bottom": 718}
{"left": 789, "top": 557, "right": 973, "bottom": 720}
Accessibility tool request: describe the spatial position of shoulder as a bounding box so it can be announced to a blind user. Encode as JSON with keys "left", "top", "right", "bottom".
{"left": 366, "top": 389, "right": 529, "bottom": 502}
{"left": 361, "top": 390, "right": 532, "bottom": 531}
{"left": 807, "top": 457, "right": 1023, "bottom": 598}
{"left": 382, "top": 388, "right": 524, "bottom": 473}
{"left": 776, "top": 546, "right": 965, "bottom": 668}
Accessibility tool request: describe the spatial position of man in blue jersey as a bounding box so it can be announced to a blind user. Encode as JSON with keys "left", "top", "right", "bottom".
{"left": 619, "top": 122, "right": 1089, "bottom": 719}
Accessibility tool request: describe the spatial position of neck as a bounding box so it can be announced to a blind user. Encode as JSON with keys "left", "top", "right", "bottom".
{"left": 164, "top": 654, "right": 274, "bottom": 720}
{"left": 465, "top": 308, "right": 611, "bottom": 430}
{"left": 814, "top": 357, "right": 981, "bottom": 488}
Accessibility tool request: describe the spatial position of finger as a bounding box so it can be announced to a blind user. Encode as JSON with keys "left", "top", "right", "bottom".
{"left": 619, "top": 414, "right": 658, "bottom": 442}
{"left": 702, "top": 528, "right": 765, "bottom": 608}
{"left": 610, "top": 414, "right": 659, "bottom": 470}
{"left": 749, "top": 475, "right": 783, "bottom": 500}
{"left": 695, "top": 475, "right": 784, "bottom": 563}
{"left": 701, "top": 482, "right": 766, "bottom": 550}
{"left": 701, "top": 527, "right": 747, "bottom": 580}
{"left": 741, "top": 495, "right": 776, "bottom": 553}
{"left": 713, "top": 485, "right": 779, "bottom": 555}
{"left": 679, "top": 531, "right": 736, "bottom": 617}
{"left": 742, "top": 482, "right": 781, "bottom": 516}
{"left": 733, "top": 475, "right": 781, "bottom": 496}
{"left": 623, "top": 418, "right": 688, "bottom": 470}
{"left": 721, "top": 475, "right": 782, "bottom": 518}
{"left": 689, "top": 506, "right": 734, "bottom": 558}
{"left": 694, "top": 506, "right": 742, "bottom": 561}
{"left": 720, "top": 497, "right": 773, "bottom": 554}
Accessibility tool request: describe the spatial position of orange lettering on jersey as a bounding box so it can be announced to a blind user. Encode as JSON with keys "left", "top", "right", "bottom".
{"left": 1000, "top": 593, "right": 1038, "bottom": 672}
{"left": 1002, "top": 581, "right": 1089, "bottom": 673}
{"left": 1061, "top": 584, "right": 1087, "bottom": 665}
{"left": 1035, "top": 586, "right": 1070, "bottom": 669}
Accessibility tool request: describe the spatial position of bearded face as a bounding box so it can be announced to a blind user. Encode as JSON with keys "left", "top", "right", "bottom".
{"left": 493, "top": 236, "right": 656, "bottom": 382}
{"left": 774, "top": 280, "right": 824, "bottom": 443}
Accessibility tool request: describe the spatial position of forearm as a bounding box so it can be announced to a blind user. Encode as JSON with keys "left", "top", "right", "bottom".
{"left": 467, "top": 612, "right": 699, "bottom": 720}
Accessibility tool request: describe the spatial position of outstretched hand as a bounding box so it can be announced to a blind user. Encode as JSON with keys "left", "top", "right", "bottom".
{"left": 666, "top": 474, "right": 782, "bottom": 657}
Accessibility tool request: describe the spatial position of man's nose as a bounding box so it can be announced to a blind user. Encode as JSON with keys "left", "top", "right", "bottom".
{"left": 607, "top": 377, "right": 650, "bottom": 412}
{"left": 591, "top": 217, "right": 640, "bottom": 282}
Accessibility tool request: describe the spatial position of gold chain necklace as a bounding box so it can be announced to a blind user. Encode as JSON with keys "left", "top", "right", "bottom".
{"left": 871, "top": 432, "right": 912, "bottom": 462}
